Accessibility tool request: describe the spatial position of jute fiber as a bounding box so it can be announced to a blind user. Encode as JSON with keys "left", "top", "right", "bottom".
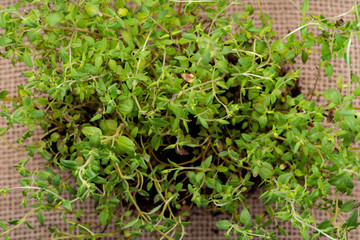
{"left": 1, "top": 1, "right": 360, "bottom": 239}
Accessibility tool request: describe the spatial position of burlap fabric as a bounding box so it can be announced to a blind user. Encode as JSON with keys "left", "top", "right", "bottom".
{"left": 1, "top": 1, "right": 360, "bottom": 239}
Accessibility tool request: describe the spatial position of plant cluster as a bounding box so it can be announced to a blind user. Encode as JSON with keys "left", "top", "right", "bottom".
{"left": 1, "top": 0, "right": 360, "bottom": 239}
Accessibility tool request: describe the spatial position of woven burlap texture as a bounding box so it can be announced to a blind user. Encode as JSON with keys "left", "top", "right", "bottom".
{"left": 1, "top": 0, "right": 359, "bottom": 239}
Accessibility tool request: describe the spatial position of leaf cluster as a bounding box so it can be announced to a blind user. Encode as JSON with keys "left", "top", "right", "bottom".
{"left": 1, "top": 0, "right": 360, "bottom": 239}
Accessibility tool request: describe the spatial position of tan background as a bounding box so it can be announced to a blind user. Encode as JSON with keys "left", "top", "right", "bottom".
{"left": 1, "top": 0, "right": 360, "bottom": 239}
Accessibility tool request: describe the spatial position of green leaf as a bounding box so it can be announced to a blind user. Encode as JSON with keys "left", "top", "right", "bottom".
{"left": 46, "top": 12, "right": 64, "bottom": 26}
{"left": 7, "top": 219, "right": 20, "bottom": 225}
{"left": 202, "top": 48, "right": 211, "bottom": 64}
{"left": 246, "top": 21, "right": 259, "bottom": 33}
{"left": 40, "top": 150, "right": 52, "bottom": 161}
{"left": 324, "top": 62, "right": 333, "bottom": 78}
{"left": 0, "top": 90, "right": 8, "bottom": 99}
{"left": 165, "top": 159, "right": 178, "bottom": 168}
{"left": 276, "top": 211, "right": 290, "bottom": 222}
{"left": 198, "top": 118, "right": 209, "bottom": 129}
{"left": 19, "top": 178, "right": 30, "bottom": 186}
{"left": 85, "top": 3, "right": 102, "bottom": 17}
{"left": 89, "top": 132, "right": 101, "bottom": 148}
{"left": 272, "top": 40, "right": 285, "bottom": 51}
{"left": 63, "top": 200, "right": 72, "bottom": 211}
{"left": 77, "top": 185, "right": 87, "bottom": 198}
{"left": 216, "top": 220, "right": 231, "bottom": 230}
{"left": 0, "top": 220, "right": 7, "bottom": 230}
{"left": 178, "top": 38, "right": 191, "bottom": 45}
{"left": 352, "top": 74, "right": 360, "bottom": 83}
{"left": 300, "top": 227, "right": 310, "bottom": 240}
{"left": 37, "top": 210, "right": 44, "bottom": 226}
{"left": 321, "top": 42, "right": 331, "bottom": 60}
{"left": 71, "top": 38, "right": 82, "bottom": 48}
{"left": 341, "top": 200, "right": 355, "bottom": 213}
{"left": 117, "top": 8, "right": 128, "bottom": 17}
{"left": 259, "top": 115, "right": 267, "bottom": 128}
{"left": 81, "top": 126, "right": 102, "bottom": 138}
{"left": 217, "top": 119, "right": 230, "bottom": 125}
{"left": 22, "top": 96, "right": 31, "bottom": 106}
{"left": 122, "top": 30, "right": 133, "bottom": 46}
{"left": 23, "top": 53, "right": 33, "bottom": 67}
{"left": 354, "top": 85, "right": 360, "bottom": 96}
{"left": 150, "top": 135, "right": 161, "bottom": 150}
{"left": 51, "top": 174, "right": 61, "bottom": 187}
{"left": 206, "top": 93, "right": 214, "bottom": 106}
{"left": 147, "top": 204, "right": 162, "bottom": 215}
{"left": 301, "top": 51, "right": 308, "bottom": 63}
{"left": 95, "top": 55, "right": 103, "bottom": 69}
{"left": 242, "top": 133, "right": 252, "bottom": 142}
{"left": 99, "top": 119, "right": 118, "bottom": 135}
{"left": 294, "top": 142, "right": 301, "bottom": 153}
{"left": 259, "top": 166, "right": 273, "bottom": 179}
{"left": 195, "top": 172, "right": 204, "bottom": 183}
{"left": 174, "top": 56, "right": 187, "bottom": 61}
{"left": 123, "top": 218, "right": 139, "bottom": 229}
{"left": 30, "top": 110, "right": 44, "bottom": 119}
{"left": 131, "top": 127, "right": 138, "bottom": 138}
{"left": 284, "top": 51, "right": 295, "bottom": 60}
{"left": 60, "top": 159, "right": 78, "bottom": 170}
{"left": 116, "top": 136, "right": 135, "bottom": 155}
{"left": 108, "top": 59, "right": 117, "bottom": 71}
{"left": 59, "top": 48, "right": 69, "bottom": 63}
{"left": 85, "top": 169, "right": 97, "bottom": 179}
{"left": 278, "top": 173, "right": 293, "bottom": 185}
{"left": 50, "top": 133, "right": 60, "bottom": 142}
{"left": 217, "top": 165, "right": 228, "bottom": 173}
{"left": 35, "top": 179, "right": 48, "bottom": 188}
{"left": 117, "top": 98, "right": 134, "bottom": 115}
{"left": 347, "top": 209, "right": 358, "bottom": 227}
{"left": 323, "top": 89, "right": 341, "bottom": 105}
{"left": 90, "top": 114, "right": 102, "bottom": 122}
{"left": 182, "top": 33, "right": 196, "bottom": 40}
{"left": 231, "top": 13, "right": 241, "bottom": 25}
{"left": 277, "top": 226, "right": 287, "bottom": 236}
{"left": 301, "top": 0, "right": 309, "bottom": 13}
{"left": 99, "top": 210, "right": 108, "bottom": 226}
{"left": 201, "top": 155, "right": 212, "bottom": 169}
{"left": 240, "top": 208, "right": 251, "bottom": 225}
{"left": 245, "top": 4, "right": 254, "bottom": 14}
{"left": 0, "top": 37, "right": 12, "bottom": 46}
{"left": 38, "top": 171, "right": 51, "bottom": 180}
{"left": 149, "top": 118, "right": 169, "bottom": 128}
{"left": 25, "top": 220, "right": 34, "bottom": 230}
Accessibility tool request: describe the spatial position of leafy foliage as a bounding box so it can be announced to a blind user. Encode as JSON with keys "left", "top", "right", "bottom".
{"left": 1, "top": 0, "right": 360, "bottom": 239}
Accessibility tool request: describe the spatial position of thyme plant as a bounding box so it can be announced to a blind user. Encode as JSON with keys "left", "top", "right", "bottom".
{"left": 1, "top": 0, "right": 360, "bottom": 239}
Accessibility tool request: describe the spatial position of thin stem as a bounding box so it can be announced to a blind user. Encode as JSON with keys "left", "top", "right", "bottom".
{"left": 0, "top": 206, "right": 42, "bottom": 237}
{"left": 51, "top": 231, "right": 120, "bottom": 240}
{"left": 281, "top": 5, "right": 355, "bottom": 41}
{"left": 288, "top": 0, "right": 303, "bottom": 15}
{"left": 0, "top": 137, "right": 27, "bottom": 151}
{"left": 281, "top": 22, "right": 323, "bottom": 41}
{"left": 309, "top": 64, "right": 322, "bottom": 101}
{"left": 1, "top": 97, "right": 20, "bottom": 102}
{"left": 290, "top": 202, "right": 337, "bottom": 240}
{"left": 346, "top": 33, "right": 353, "bottom": 97}
{"left": 113, "top": 163, "right": 173, "bottom": 240}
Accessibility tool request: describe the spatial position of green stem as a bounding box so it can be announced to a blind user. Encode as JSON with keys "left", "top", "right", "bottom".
{"left": 114, "top": 163, "right": 174, "bottom": 240}
{"left": 0, "top": 206, "right": 42, "bottom": 237}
